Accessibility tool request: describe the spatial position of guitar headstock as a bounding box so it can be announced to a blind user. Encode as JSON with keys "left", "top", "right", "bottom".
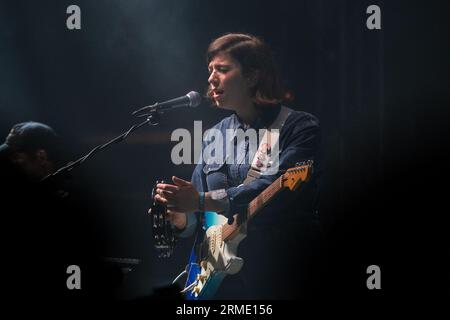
{"left": 282, "top": 160, "right": 313, "bottom": 191}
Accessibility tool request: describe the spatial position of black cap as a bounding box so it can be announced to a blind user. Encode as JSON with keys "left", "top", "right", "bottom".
{"left": 0, "top": 121, "right": 58, "bottom": 157}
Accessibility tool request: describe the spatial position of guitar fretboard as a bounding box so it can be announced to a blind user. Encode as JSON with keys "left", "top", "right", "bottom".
{"left": 247, "top": 176, "right": 283, "bottom": 220}
{"left": 222, "top": 175, "right": 284, "bottom": 241}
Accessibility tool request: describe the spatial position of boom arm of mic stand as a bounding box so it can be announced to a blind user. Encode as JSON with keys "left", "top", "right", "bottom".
{"left": 41, "top": 111, "right": 162, "bottom": 183}
{"left": 131, "top": 102, "right": 158, "bottom": 116}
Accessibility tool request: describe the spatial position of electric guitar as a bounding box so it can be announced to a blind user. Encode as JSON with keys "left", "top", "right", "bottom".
{"left": 181, "top": 161, "right": 313, "bottom": 299}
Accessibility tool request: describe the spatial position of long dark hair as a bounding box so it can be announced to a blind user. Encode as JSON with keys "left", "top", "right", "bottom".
{"left": 206, "top": 33, "right": 292, "bottom": 105}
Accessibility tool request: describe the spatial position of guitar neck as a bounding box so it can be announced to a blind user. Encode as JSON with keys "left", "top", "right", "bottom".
{"left": 246, "top": 175, "right": 284, "bottom": 221}
{"left": 221, "top": 175, "right": 285, "bottom": 241}
{"left": 220, "top": 163, "right": 311, "bottom": 242}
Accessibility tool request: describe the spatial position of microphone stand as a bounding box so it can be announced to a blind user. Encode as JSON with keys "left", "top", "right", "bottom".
{"left": 42, "top": 110, "right": 162, "bottom": 183}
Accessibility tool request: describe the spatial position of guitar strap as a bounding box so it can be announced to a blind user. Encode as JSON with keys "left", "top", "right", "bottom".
{"left": 243, "top": 106, "right": 293, "bottom": 184}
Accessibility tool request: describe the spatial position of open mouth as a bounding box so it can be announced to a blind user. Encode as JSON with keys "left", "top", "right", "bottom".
{"left": 212, "top": 89, "right": 224, "bottom": 99}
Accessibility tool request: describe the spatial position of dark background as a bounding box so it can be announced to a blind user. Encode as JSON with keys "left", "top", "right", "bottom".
{"left": 1, "top": 0, "right": 448, "bottom": 302}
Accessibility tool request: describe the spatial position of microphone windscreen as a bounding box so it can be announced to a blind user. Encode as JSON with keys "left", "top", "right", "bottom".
{"left": 187, "top": 91, "right": 202, "bottom": 107}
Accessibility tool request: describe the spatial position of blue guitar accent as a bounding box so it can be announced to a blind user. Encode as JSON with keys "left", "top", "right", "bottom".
{"left": 184, "top": 212, "right": 230, "bottom": 300}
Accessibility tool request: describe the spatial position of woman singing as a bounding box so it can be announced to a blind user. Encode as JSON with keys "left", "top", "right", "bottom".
{"left": 154, "top": 33, "right": 322, "bottom": 299}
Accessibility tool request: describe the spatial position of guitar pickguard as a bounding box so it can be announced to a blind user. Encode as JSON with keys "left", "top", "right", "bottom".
{"left": 184, "top": 211, "right": 246, "bottom": 300}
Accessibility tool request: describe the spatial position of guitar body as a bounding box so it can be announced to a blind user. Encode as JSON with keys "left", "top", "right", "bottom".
{"left": 185, "top": 211, "right": 246, "bottom": 300}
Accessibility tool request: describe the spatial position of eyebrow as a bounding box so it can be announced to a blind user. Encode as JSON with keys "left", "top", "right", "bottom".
{"left": 208, "top": 63, "right": 230, "bottom": 71}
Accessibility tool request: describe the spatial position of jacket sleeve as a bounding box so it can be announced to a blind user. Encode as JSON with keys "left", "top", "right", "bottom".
{"left": 175, "top": 156, "right": 207, "bottom": 238}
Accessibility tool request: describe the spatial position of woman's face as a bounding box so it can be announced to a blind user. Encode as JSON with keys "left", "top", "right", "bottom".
{"left": 208, "top": 52, "right": 253, "bottom": 111}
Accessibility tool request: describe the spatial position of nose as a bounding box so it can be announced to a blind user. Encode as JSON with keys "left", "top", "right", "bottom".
{"left": 208, "top": 71, "right": 219, "bottom": 87}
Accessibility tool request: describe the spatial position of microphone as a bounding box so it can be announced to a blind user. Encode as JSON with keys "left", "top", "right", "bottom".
{"left": 132, "top": 91, "right": 202, "bottom": 116}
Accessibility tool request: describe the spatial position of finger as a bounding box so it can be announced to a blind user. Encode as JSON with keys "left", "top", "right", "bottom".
{"left": 172, "top": 176, "right": 190, "bottom": 186}
{"left": 156, "top": 187, "right": 173, "bottom": 195}
{"left": 154, "top": 194, "right": 169, "bottom": 205}
{"left": 157, "top": 184, "right": 180, "bottom": 192}
{"left": 158, "top": 189, "right": 176, "bottom": 199}
{"left": 157, "top": 194, "right": 180, "bottom": 208}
